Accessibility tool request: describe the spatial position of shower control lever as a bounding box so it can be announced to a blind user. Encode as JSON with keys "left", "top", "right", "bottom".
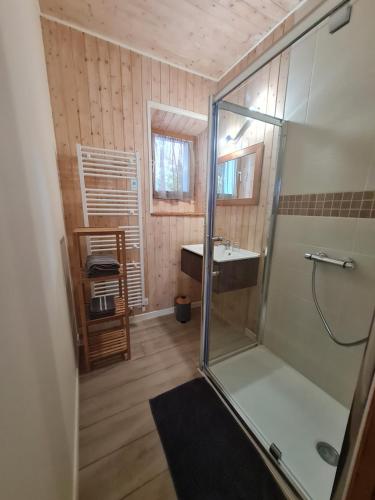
{"left": 304, "top": 252, "right": 355, "bottom": 269}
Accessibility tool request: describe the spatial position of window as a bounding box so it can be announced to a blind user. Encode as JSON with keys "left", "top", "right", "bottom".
{"left": 152, "top": 132, "right": 195, "bottom": 200}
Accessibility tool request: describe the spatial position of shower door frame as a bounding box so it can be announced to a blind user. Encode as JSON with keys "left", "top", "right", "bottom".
{"left": 200, "top": 0, "right": 375, "bottom": 498}
{"left": 202, "top": 98, "right": 300, "bottom": 493}
{"left": 201, "top": 99, "right": 285, "bottom": 368}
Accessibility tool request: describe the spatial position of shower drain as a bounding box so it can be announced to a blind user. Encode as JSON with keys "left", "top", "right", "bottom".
{"left": 316, "top": 441, "right": 339, "bottom": 466}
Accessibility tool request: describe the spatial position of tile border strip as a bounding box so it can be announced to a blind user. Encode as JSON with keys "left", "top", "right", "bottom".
{"left": 278, "top": 190, "right": 375, "bottom": 218}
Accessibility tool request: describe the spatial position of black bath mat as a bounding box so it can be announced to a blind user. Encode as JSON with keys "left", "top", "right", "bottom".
{"left": 150, "top": 377, "right": 285, "bottom": 500}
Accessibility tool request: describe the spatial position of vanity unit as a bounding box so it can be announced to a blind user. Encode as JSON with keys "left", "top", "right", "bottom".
{"left": 181, "top": 243, "right": 260, "bottom": 293}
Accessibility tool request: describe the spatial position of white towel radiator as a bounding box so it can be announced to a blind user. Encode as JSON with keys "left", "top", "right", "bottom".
{"left": 77, "top": 144, "right": 146, "bottom": 310}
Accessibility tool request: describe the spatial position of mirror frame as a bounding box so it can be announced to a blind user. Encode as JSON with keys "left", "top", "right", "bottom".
{"left": 217, "top": 142, "right": 264, "bottom": 206}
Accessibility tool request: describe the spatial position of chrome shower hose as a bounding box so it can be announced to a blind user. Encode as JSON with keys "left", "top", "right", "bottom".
{"left": 311, "top": 260, "right": 369, "bottom": 347}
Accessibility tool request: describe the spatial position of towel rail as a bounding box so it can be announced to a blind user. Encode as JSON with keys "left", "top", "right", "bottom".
{"left": 77, "top": 144, "right": 146, "bottom": 310}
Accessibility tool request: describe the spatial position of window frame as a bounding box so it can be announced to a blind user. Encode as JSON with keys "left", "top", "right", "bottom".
{"left": 147, "top": 100, "right": 208, "bottom": 217}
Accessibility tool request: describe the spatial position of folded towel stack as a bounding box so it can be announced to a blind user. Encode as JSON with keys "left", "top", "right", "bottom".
{"left": 89, "top": 295, "right": 116, "bottom": 319}
{"left": 85, "top": 254, "right": 120, "bottom": 277}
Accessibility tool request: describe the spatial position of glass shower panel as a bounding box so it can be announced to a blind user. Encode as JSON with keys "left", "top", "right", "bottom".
{"left": 207, "top": 48, "right": 289, "bottom": 365}
{"left": 257, "top": 9, "right": 375, "bottom": 495}
{"left": 204, "top": 1, "right": 375, "bottom": 499}
{"left": 222, "top": 49, "right": 289, "bottom": 120}
{"left": 207, "top": 105, "right": 282, "bottom": 366}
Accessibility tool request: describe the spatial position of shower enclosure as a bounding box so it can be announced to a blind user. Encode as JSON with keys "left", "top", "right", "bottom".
{"left": 200, "top": 1, "right": 375, "bottom": 499}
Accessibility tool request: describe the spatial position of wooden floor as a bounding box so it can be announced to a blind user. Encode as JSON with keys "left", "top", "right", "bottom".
{"left": 79, "top": 310, "right": 201, "bottom": 500}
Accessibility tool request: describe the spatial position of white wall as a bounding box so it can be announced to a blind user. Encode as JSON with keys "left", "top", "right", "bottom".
{"left": 0, "top": 1, "right": 78, "bottom": 499}
{"left": 264, "top": 0, "right": 375, "bottom": 407}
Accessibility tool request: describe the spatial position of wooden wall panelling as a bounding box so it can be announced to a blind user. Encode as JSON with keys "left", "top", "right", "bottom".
{"left": 212, "top": 22, "right": 291, "bottom": 335}
{"left": 120, "top": 48, "right": 135, "bottom": 152}
{"left": 41, "top": 18, "right": 212, "bottom": 313}
{"left": 169, "top": 215, "right": 178, "bottom": 306}
{"left": 58, "top": 24, "right": 84, "bottom": 241}
{"left": 247, "top": 30, "right": 291, "bottom": 332}
{"left": 177, "top": 69, "right": 187, "bottom": 109}
{"left": 148, "top": 58, "right": 161, "bottom": 309}
{"left": 41, "top": 2, "right": 321, "bottom": 316}
{"left": 108, "top": 44, "right": 124, "bottom": 151}
{"left": 160, "top": 63, "right": 170, "bottom": 104}
{"left": 169, "top": 66, "right": 179, "bottom": 108}
{"left": 140, "top": 54, "right": 153, "bottom": 308}
{"left": 151, "top": 60, "right": 161, "bottom": 103}
{"left": 98, "top": 41, "right": 114, "bottom": 149}
{"left": 43, "top": 21, "right": 83, "bottom": 265}
{"left": 84, "top": 35, "right": 103, "bottom": 148}
{"left": 187, "top": 72, "right": 195, "bottom": 111}
{"left": 71, "top": 29, "right": 92, "bottom": 147}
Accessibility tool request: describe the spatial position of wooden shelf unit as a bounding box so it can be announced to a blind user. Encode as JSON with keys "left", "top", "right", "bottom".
{"left": 74, "top": 227, "right": 131, "bottom": 371}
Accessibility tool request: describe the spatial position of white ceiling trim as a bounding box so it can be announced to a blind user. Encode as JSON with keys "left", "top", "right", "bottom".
{"left": 218, "top": 0, "right": 309, "bottom": 83}
{"left": 40, "top": 13, "right": 219, "bottom": 82}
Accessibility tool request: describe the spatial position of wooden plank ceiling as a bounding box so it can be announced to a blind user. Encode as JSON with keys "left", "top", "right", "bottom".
{"left": 39, "top": 0, "right": 301, "bottom": 80}
{"left": 151, "top": 109, "right": 207, "bottom": 136}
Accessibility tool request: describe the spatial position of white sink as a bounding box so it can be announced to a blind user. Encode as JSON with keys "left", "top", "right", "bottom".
{"left": 182, "top": 243, "right": 260, "bottom": 263}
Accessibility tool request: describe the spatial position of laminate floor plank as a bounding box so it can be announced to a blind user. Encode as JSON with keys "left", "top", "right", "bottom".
{"left": 123, "top": 470, "right": 177, "bottom": 500}
{"left": 131, "top": 319, "right": 200, "bottom": 344}
{"left": 79, "top": 309, "right": 250, "bottom": 500}
{"left": 140, "top": 328, "right": 200, "bottom": 357}
{"left": 79, "top": 430, "right": 168, "bottom": 500}
{"left": 80, "top": 340, "right": 199, "bottom": 400}
{"left": 79, "top": 401, "right": 156, "bottom": 468}
{"left": 80, "top": 359, "right": 198, "bottom": 428}
{"left": 130, "top": 310, "right": 200, "bottom": 334}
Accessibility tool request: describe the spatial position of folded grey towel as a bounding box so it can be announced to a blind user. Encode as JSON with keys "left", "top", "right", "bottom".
{"left": 89, "top": 295, "right": 116, "bottom": 319}
{"left": 86, "top": 254, "right": 120, "bottom": 277}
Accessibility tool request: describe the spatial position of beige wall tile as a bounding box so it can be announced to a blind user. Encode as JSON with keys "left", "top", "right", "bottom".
{"left": 281, "top": 0, "right": 375, "bottom": 195}
{"left": 263, "top": 215, "right": 373, "bottom": 407}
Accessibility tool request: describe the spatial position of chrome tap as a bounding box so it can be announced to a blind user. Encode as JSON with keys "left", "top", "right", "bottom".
{"left": 212, "top": 236, "right": 231, "bottom": 251}
{"left": 223, "top": 239, "right": 231, "bottom": 251}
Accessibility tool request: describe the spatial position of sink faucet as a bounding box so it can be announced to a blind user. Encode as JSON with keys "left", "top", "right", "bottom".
{"left": 223, "top": 239, "right": 231, "bottom": 251}
{"left": 212, "top": 236, "right": 231, "bottom": 251}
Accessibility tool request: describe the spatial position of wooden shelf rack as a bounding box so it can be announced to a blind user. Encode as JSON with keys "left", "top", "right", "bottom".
{"left": 74, "top": 227, "right": 131, "bottom": 371}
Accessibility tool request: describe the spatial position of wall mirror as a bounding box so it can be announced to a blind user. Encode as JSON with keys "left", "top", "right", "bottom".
{"left": 217, "top": 142, "right": 264, "bottom": 206}
{"left": 147, "top": 101, "right": 208, "bottom": 216}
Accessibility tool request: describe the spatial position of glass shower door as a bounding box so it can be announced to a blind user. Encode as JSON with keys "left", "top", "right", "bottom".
{"left": 203, "top": 101, "right": 284, "bottom": 367}
{"left": 201, "top": 97, "right": 287, "bottom": 481}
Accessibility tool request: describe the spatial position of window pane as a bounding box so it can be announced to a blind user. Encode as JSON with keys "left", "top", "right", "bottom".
{"left": 153, "top": 133, "right": 192, "bottom": 199}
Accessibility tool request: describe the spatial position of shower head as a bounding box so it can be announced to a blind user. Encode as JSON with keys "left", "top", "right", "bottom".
{"left": 225, "top": 119, "right": 251, "bottom": 143}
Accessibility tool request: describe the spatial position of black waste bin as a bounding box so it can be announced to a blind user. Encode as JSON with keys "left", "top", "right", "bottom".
{"left": 175, "top": 295, "right": 191, "bottom": 323}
